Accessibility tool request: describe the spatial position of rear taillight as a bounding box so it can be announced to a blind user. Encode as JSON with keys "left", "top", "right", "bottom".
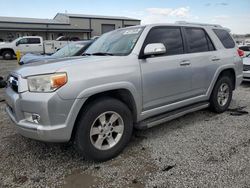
{"left": 237, "top": 49, "right": 244, "bottom": 57}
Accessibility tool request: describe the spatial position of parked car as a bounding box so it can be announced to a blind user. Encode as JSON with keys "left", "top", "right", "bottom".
{"left": 239, "top": 45, "right": 250, "bottom": 57}
{"left": 0, "top": 36, "right": 69, "bottom": 60}
{"left": 5, "top": 23, "right": 243, "bottom": 161}
{"left": 243, "top": 54, "right": 250, "bottom": 81}
{"left": 19, "top": 40, "right": 94, "bottom": 65}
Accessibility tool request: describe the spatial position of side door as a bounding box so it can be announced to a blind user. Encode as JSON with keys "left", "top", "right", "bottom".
{"left": 16, "top": 38, "right": 29, "bottom": 54}
{"left": 140, "top": 26, "right": 193, "bottom": 111}
{"left": 183, "top": 27, "right": 218, "bottom": 96}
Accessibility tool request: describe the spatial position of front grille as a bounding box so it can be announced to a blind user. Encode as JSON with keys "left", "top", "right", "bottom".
{"left": 243, "top": 64, "right": 250, "bottom": 71}
{"left": 8, "top": 75, "right": 18, "bottom": 93}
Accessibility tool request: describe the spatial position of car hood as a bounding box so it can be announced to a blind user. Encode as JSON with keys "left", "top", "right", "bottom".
{"left": 20, "top": 53, "right": 51, "bottom": 64}
{"left": 243, "top": 57, "right": 250, "bottom": 65}
{"left": 13, "top": 56, "right": 123, "bottom": 77}
{"left": 0, "top": 42, "right": 12, "bottom": 48}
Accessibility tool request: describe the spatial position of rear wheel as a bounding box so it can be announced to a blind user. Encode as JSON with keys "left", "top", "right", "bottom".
{"left": 210, "top": 76, "right": 233, "bottom": 113}
{"left": 74, "top": 97, "right": 133, "bottom": 161}
{"left": 2, "top": 50, "right": 14, "bottom": 60}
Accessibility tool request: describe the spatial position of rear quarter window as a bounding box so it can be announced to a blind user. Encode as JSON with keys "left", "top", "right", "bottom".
{"left": 213, "top": 29, "right": 235, "bottom": 49}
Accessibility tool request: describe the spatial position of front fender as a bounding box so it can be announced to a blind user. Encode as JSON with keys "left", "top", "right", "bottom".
{"left": 77, "top": 81, "right": 141, "bottom": 116}
{"left": 64, "top": 82, "right": 142, "bottom": 140}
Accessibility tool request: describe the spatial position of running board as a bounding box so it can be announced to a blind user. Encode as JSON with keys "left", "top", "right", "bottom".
{"left": 136, "top": 102, "right": 210, "bottom": 130}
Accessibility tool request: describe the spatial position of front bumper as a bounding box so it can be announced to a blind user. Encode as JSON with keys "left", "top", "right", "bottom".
{"left": 5, "top": 86, "right": 85, "bottom": 142}
{"left": 243, "top": 71, "right": 250, "bottom": 81}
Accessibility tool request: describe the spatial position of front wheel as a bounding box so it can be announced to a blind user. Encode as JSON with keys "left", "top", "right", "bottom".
{"left": 210, "top": 76, "right": 233, "bottom": 113}
{"left": 74, "top": 97, "right": 133, "bottom": 161}
{"left": 2, "top": 50, "right": 14, "bottom": 60}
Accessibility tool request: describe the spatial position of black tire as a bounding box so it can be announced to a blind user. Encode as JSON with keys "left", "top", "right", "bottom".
{"left": 0, "top": 76, "right": 6, "bottom": 88}
{"left": 2, "top": 50, "right": 14, "bottom": 60}
{"left": 74, "top": 97, "right": 133, "bottom": 161}
{"left": 209, "top": 76, "right": 233, "bottom": 113}
{"left": 0, "top": 81, "right": 7, "bottom": 88}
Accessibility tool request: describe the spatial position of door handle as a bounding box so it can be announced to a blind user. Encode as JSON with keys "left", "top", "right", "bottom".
{"left": 211, "top": 57, "right": 221, "bottom": 62}
{"left": 180, "top": 60, "right": 191, "bottom": 66}
{"left": 25, "top": 45, "right": 29, "bottom": 47}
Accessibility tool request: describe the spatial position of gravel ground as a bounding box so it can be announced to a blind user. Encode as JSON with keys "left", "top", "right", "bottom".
{"left": 0, "top": 59, "right": 250, "bottom": 188}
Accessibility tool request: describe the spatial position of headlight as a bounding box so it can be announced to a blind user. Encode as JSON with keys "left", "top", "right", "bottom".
{"left": 27, "top": 73, "right": 67, "bottom": 92}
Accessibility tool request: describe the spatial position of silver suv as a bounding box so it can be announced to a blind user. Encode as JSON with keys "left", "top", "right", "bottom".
{"left": 5, "top": 22, "right": 243, "bottom": 161}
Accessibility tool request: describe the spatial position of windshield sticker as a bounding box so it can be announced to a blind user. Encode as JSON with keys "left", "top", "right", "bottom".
{"left": 123, "top": 28, "right": 141, "bottom": 35}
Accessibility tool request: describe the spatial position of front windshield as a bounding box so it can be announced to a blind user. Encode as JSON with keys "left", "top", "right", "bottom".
{"left": 52, "top": 43, "right": 85, "bottom": 58}
{"left": 85, "top": 27, "right": 144, "bottom": 56}
{"left": 13, "top": 37, "right": 22, "bottom": 43}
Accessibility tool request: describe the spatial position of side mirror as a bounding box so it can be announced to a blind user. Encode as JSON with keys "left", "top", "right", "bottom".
{"left": 16, "top": 42, "right": 19, "bottom": 46}
{"left": 144, "top": 43, "right": 166, "bottom": 57}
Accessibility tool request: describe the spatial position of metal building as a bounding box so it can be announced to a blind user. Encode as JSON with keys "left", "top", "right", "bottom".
{"left": 0, "top": 13, "right": 141, "bottom": 42}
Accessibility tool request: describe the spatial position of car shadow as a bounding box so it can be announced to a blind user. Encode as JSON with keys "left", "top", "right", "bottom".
{"left": 241, "top": 81, "right": 250, "bottom": 88}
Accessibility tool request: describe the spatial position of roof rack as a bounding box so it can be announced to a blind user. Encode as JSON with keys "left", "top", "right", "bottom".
{"left": 175, "top": 21, "right": 223, "bottom": 28}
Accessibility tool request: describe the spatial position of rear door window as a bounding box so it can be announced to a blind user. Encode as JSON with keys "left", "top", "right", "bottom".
{"left": 27, "top": 38, "right": 41, "bottom": 44}
{"left": 184, "top": 28, "right": 214, "bottom": 53}
{"left": 213, "top": 29, "right": 235, "bottom": 49}
{"left": 206, "top": 35, "right": 216, "bottom": 51}
{"left": 143, "top": 26, "right": 185, "bottom": 56}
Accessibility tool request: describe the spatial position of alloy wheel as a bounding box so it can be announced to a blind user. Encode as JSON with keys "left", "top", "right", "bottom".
{"left": 90, "top": 111, "right": 124, "bottom": 150}
{"left": 217, "top": 83, "right": 230, "bottom": 107}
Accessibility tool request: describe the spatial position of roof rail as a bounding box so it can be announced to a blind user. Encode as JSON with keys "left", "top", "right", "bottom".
{"left": 175, "top": 21, "right": 223, "bottom": 28}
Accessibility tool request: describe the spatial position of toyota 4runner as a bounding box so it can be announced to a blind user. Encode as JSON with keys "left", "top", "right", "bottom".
{"left": 5, "top": 22, "right": 243, "bottom": 161}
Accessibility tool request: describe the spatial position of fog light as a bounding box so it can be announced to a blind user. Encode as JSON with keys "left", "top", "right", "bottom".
{"left": 24, "top": 112, "right": 40, "bottom": 124}
{"left": 32, "top": 114, "right": 41, "bottom": 124}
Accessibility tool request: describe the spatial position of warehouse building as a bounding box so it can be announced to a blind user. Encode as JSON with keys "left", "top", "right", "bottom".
{"left": 0, "top": 13, "right": 141, "bottom": 42}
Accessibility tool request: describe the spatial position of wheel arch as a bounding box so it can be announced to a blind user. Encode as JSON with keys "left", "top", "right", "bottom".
{"left": 207, "top": 66, "right": 236, "bottom": 97}
{"left": 70, "top": 88, "right": 139, "bottom": 141}
{"left": 218, "top": 69, "right": 236, "bottom": 90}
{"left": 0, "top": 48, "right": 15, "bottom": 56}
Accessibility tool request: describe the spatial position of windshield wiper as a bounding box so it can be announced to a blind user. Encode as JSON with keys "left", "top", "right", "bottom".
{"left": 91, "top": 52, "right": 114, "bottom": 56}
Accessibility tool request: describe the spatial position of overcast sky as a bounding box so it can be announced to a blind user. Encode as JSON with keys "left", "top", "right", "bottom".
{"left": 0, "top": 0, "right": 249, "bottom": 34}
